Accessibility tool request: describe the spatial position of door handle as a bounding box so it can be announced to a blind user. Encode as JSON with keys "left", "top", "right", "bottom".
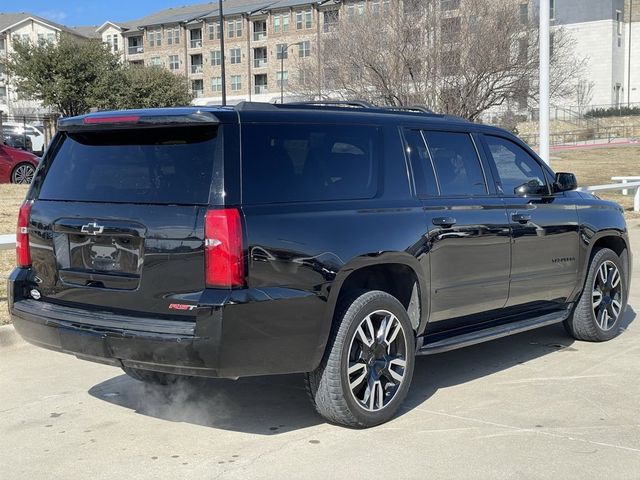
{"left": 512, "top": 213, "right": 532, "bottom": 224}
{"left": 432, "top": 217, "right": 457, "bottom": 227}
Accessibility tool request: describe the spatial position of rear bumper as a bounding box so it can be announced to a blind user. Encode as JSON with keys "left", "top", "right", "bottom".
{"left": 9, "top": 268, "right": 330, "bottom": 378}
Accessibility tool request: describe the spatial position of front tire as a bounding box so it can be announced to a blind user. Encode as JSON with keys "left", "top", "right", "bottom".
{"left": 565, "top": 248, "right": 627, "bottom": 342}
{"left": 305, "top": 290, "right": 415, "bottom": 428}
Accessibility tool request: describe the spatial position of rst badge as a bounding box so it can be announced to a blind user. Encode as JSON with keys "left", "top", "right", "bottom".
{"left": 168, "top": 303, "right": 197, "bottom": 311}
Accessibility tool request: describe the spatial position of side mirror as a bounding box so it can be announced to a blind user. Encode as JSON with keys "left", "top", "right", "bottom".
{"left": 514, "top": 179, "right": 545, "bottom": 196}
{"left": 554, "top": 172, "right": 578, "bottom": 193}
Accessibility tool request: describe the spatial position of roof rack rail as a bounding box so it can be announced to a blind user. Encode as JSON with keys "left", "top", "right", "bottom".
{"left": 384, "top": 105, "right": 435, "bottom": 114}
{"left": 284, "top": 100, "right": 377, "bottom": 109}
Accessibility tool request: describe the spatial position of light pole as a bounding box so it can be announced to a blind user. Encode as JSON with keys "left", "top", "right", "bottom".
{"left": 219, "top": 0, "right": 226, "bottom": 106}
{"left": 280, "top": 42, "right": 303, "bottom": 104}
{"left": 539, "top": 0, "right": 550, "bottom": 165}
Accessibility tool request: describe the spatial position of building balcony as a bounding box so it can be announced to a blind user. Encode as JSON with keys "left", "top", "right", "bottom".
{"left": 128, "top": 46, "right": 144, "bottom": 55}
{"left": 254, "top": 85, "right": 268, "bottom": 94}
{"left": 193, "top": 89, "right": 204, "bottom": 98}
{"left": 253, "top": 31, "right": 267, "bottom": 42}
{"left": 191, "top": 65, "right": 203, "bottom": 74}
{"left": 190, "top": 39, "right": 203, "bottom": 49}
{"left": 254, "top": 58, "right": 267, "bottom": 68}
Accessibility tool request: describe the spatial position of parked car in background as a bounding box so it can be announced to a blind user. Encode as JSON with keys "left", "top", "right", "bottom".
{"left": 0, "top": 142, "right": 40, "bottom": 183}
{"left": 3, "top": 131, "right": 33, "bottom": 152}
{"left": 2, "top": 122, "right": 45, "bottom": 154}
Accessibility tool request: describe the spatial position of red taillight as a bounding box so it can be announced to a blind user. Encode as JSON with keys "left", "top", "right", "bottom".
{"left": 83, "top": 115, "right": 141, "bottom": 124}
{"left": 16, "top": 200, "right": 33, "bottom": 267}
{"left": 204, "top": 208, "right": 245, "bottom": 288}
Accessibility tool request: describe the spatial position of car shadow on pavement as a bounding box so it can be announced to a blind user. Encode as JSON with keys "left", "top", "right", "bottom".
{"left": 89, "top": 307, "right": 635, "bottom": 435}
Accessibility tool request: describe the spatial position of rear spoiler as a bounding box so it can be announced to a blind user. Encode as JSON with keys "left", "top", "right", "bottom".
{"left": 58, "top": 110, "right": 220, "bottom": 132}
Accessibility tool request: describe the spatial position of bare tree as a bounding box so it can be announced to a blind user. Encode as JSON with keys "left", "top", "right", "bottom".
{"left": 292, "top": 0, "right": 586, "bottom": 121}
{"left": 575, "top": 79, "right": 595, "bottom": 115}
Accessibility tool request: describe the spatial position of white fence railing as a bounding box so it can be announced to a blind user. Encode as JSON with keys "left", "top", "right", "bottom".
{"left": 0, "top": 234, "right": 15, "bottom": 251}
{"left": 577, "top": 181, "right": 640, "bottom": 212}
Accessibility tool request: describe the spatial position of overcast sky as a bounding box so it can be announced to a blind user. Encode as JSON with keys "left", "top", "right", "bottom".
{"left": 2, "top": 0, "right": 201, "bottom": 26}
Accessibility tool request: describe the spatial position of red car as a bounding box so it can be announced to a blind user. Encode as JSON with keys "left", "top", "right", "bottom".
{"left": 0, "top": 143, "right": 40, "bottom": 184}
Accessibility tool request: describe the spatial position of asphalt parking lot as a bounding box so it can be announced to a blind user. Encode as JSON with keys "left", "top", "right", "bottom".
{"left": 1, "top": 223, "right": 639, "bottom": 479}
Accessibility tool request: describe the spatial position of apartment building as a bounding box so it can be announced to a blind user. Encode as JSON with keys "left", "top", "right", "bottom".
{"left": 545, "top": 0, "right": 639, "bottom": 106}
{"left": 89, "top": 0, "right": 390, "bottom": 104}
{"left": 1, "top": 1, "right": 637, "bottom": 112}
{"left": 0, "top": 12, "right": 89, "bottom": 116}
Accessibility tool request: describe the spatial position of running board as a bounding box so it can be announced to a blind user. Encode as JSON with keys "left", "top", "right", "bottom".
{"left": 416, "top": 310, "right": 570, "bottom": 356}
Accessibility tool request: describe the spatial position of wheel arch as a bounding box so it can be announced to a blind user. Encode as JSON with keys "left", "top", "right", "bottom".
{"left": 578, "top": 229, "right": 631, "bottom": 299}
{"left": 325, "top": 254, "right": 428, "bottom": 336}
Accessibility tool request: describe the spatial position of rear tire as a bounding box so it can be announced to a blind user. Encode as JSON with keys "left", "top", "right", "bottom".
{"left": 122, "top": 367, "right": 183, "bottom": 386}
{"left": 305, "top": 290, "right": 415, "bottom": 428}
{"left": 11, "top": 163, "right": 35, "bottom": 184}
{"left": 564, "top": 248, "right": 627, "bottom": 342}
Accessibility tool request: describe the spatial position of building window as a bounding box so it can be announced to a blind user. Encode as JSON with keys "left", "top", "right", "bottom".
{"left": 296, "top": 11, "right": 303, "bottom": 30}
{"left": 298, "top": 69, "right": 308, "bottom": 85}
{"left": 230, "top": 47, "right": 241, "bottom": 64}
{"left": 47, "top": 33, "right": 55, "bottom": 42}
{"left": 208, "top": 22, "right": 220, "bottom": 40}
{"left": 113, "top": 35, "right": 118, "bottom": 51}
{"left": 168, "top": 55, "right": 179, "bottom": 70}
{"left": 305, "top": 10, "right": 312, "bottom": 28}
{"left": 324, "top": 10, "right": 339, "bottom": 32}
{"left": 192, "top": 79, "right": 204, "bottom": 98}
{"left": 274, "top": 14, "right": 289, "bottom": 33}
{"left": 231, "top": 75, "right": 242, "bottom": 91}
{"left": 519, "top": 3, "right": 528, "bottom": 24}
{"left": 211, "top": 50, "right": 221, "bottom": 66}
{"left": 276, "top": 70, "right": 288, "bottom": 88}
{"left": 147, "top": 30, "right": 161, "bottom": 47}
{"left": 441, "top": 0, "right": 460, "bottom": 11}
{"left": 0, "top": 37, "right": 5, "bottom": 50}
{"left": 550, "top": 0, "right": 556, "bottom": 20}
{"left": 0, "top": 86, "right": 6, "bottom": 100}
{"left": 357, "top": 1, "right": 365, "bottom": 15}
{"left": 38, "top": 33, "right": 45, "bottom": 42}
{"left": 227, "top": 19, "right": 242, "bottom": 38}
{"left": 276, "top": 43, "right": 288, "bottom": 60}
{"left": 212, "top": 77, "right": 222, "bottom": 92}
{"left": 167, "top": 27, "right": 180, "bottom": 45}
{"left": 149, "top": 56, "right": 162, "bottom": 67}
{"left": 299, "top": 40, "right": 310, "bottom": 58}
{"left": 371, "top": 0, "right": 381, "bottom": 15}
{"left": 616, "top": 10, "right": 622, "bottom": 35}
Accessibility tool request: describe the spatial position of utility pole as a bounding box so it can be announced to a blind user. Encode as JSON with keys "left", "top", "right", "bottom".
{"left": 219, "top": 0, "right": 227, "bottom": 106}
{"left": 539, "top": 0, "right": 550, "bottom": 165}
{"left": 629, "top": 0, "right": 634, "bottom": 107}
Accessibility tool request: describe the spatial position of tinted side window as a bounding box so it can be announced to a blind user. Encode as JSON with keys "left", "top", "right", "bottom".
{"left": 403, "top": 129, "right": 438, "bottom": 196}
{"left": 423, "top": 131, "right": 487, "bottom": 196}
{"left": 484, "top": 135, "right": 548, "bottom": 195}
{"left": 242, "top": 124, "right": 379, "bottom": 204}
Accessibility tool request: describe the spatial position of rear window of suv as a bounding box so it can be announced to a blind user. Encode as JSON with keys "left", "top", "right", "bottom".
{"left": 242, "top": 123, "right": 380, "bottom": 204}
{"left": 37, "top": 126, "right": 219, "bottom": 205}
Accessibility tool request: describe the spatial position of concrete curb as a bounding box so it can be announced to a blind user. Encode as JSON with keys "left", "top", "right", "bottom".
{"left": 0, "top": 324, "right": 23, "bottom": 349}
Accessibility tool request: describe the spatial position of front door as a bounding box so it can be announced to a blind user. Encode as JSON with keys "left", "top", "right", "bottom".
{"left": 480, "top": 134, "right": 580, "bottom": 308}
{"left": 403, "top": 129, "right": 511, "bottom": 326}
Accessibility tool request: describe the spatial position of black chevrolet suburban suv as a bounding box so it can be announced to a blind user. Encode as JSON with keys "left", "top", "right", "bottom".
{"left": 9, "top": 102, "right": 632, "bottom": 428}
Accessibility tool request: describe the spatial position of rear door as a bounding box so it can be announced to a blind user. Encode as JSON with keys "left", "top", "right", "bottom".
{"left": 405, "top": 128, "right": 511, "bottom": 327}
{"left": 479, "top": 134, "right": 580, "bottom": 307}
{"left": 28, "top": 123, "right": 223, "bottom": 319}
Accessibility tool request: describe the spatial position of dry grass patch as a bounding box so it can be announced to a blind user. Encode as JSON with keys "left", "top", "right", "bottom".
{"left": 0, "top": 249, "right": 14, "bottom": 325}
{"left": 0, "top": 184, "right": 29, "bottom": 234}
{"left": 551, "top": 145, "right": 640, "bottom": 218}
